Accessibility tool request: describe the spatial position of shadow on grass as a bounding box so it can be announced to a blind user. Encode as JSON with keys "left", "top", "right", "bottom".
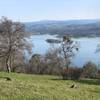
{"left": 74, "top": 79, "right": 100, "bottom": 85}
{"left": 91, "top": 90, "right": 100, "bottom": 94}
{"left": 51, "top": 78, "right": 64, "bottom": 81}
{"left": 51, "top": 78, "right": 100, "bottom": 85}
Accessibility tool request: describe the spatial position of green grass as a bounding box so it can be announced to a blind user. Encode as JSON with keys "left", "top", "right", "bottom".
{"left": 0, "top": 72, "right": 100, "bottom": 100}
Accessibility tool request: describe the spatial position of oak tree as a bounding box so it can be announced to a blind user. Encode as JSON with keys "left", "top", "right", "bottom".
{"left": 0, "top": 17, "right": 28, "bottom": 72}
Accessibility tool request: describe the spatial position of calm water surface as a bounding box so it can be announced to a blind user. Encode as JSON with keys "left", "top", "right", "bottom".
{"left": 26, "top": 34, "right": 100, "bottom": 67}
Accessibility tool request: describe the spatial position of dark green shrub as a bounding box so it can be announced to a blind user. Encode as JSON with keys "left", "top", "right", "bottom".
{"left": 82, "top": 61, "right": 98, "bottom": 78}
{"left": 61, "top": 67, "right": 82, "bottom": 80}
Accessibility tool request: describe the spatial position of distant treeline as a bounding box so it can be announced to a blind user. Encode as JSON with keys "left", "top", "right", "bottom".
{"left": 25, "top": 20, "right": 100, "bottom": 37}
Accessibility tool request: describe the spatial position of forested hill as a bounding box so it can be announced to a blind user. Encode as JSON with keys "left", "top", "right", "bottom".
{"left": 25, "top": 19, "right": 100, "bottom": 37}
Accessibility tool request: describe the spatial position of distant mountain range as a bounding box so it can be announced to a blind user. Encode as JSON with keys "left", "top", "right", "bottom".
{"left": 24, "top": 19, "right": 100, "bottom": 37}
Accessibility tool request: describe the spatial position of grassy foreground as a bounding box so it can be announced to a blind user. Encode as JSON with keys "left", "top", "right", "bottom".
{"left": 0, "top": 72, "right": 100, "bottom": 100}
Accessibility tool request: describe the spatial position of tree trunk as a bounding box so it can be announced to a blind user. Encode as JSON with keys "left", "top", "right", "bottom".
{"left": 6, "top": 57, "right": 11, "bottom": 73}
{"left": 66, "top": 64, "right": 69, "bottom": 79}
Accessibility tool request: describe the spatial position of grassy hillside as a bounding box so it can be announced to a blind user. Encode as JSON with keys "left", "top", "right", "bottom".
{"left": 0, "top": 72, "right": 100, "bottom": 100}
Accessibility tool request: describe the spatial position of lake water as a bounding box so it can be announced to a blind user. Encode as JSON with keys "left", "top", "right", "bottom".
{"left": 26, "top": 34, "right": 100, "bottom": 67}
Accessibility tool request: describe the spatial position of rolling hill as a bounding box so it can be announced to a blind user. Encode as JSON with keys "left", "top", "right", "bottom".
{"left": 25, "top": 19, "right": 100, "bottom": 37}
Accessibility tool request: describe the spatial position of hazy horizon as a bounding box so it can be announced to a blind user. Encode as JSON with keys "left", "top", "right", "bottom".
{"left": 23, "top": 19, "right": 100, "bottom": 23}
{"left": 0, "top": 0, "right": 99, "bottom": 22}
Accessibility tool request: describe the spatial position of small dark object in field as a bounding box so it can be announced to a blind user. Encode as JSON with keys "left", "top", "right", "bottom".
{"left": 6, "top": 77, "right": 11, "bottom": 81}
{"left": 70, "top": 84, "right": 75, "bottom": 88}
{"left": 0, "top": 77, "right": 11, "bottom": 81}
{"left": 4, "top": 77, "right": 12, "bottom": 81}
{"left": 70, "top": 84, "right": 78, "bottom": 88}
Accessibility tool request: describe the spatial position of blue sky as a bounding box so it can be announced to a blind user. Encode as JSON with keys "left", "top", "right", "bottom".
{"left": 0, "top": 0, "right": 99, "bottom": 22}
